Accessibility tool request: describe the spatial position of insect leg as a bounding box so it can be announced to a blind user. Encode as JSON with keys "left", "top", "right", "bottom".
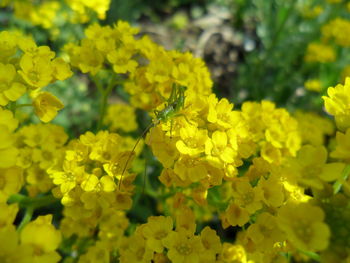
{"left": 142, "top": 157, "right": 147, "bottom": 195}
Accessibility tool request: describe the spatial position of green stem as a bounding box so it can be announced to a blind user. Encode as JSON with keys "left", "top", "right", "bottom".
{"left": 96, "top": 77, "right": 116, "bottom": 131}
{"left": 299, "top": 250, "right": 320, "bottom": 262}
{"left": 8, "top": 193, "right": 58, "bottom": 208}
{"left": 8, "top": 101, "right": 17, "bottom": 114}
{"left": 333, "top": 164, "right": 350, "bottom": 194}
{"left": 267, "top": 0, "right": 296, "bottom": 53}
{"left": 8, "top": 194, "right": 59, "bottom": 231}
{"left": 14, "top": 103, "right": 33, "bottom": 109}
{"left": 17, "top": 206, "right": 33, "bottom": 232}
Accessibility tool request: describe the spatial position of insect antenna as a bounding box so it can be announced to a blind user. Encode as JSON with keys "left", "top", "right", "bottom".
{"left": 142, "top": 157, "right": 147, "bottom": 195}
{"left": 118, "top": 121, "right": 155, "bottom": 190}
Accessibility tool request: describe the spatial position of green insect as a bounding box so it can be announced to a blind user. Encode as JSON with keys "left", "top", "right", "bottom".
{"left": 118, "top": 84, "right": 187, "bottom": 189}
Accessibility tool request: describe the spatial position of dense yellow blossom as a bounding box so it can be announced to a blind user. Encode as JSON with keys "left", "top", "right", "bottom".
{"left": 13, "top": 1, "right": 60, "bottom": 29}
{"left": 287, "top": 145, "right": 345, "bottom": 189}
{"left": 217, "top": 243, "right": 247, "bottom": 263}
{"left": 15, "top": 123, "right": 68, "bottom": 196}
{"left": 304, "top": 42, "right": 336, "bottom": 63}
{"left": 322, "top": 18, "right": 350, "bottom": 47}
{"left": 142, "top": 216, "right": 174, "bottom": 253}
{"left": 331, "top": 128, "right": 350, "bottom": 162}
{"left": 67, "top": 0, "right": 111, "bottom": 23}
{"left": 277, "top": 202, "right": 330, "bottom": 252}
{"left": 21, "top": 215, "right": 62, "bottom": 262}
{"left": 0, "top": 16, "right": 348, "bottom": 263}
{"left": 163, "top": 228, "right": 204, "bottom": 263}
{"left": 0, "top": 63, "right": 26, "bottom": 106}
{"left": 323, "top": 77, "right": 350, "bottom": 131}
{"left": 295, "top": 111, "right": 334, "bottom": 146}
{"left": 304, "top": 79, "right": 322, "bottom": 92}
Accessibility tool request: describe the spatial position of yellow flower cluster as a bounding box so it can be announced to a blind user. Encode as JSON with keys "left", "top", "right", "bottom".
{"left": 48, "top": 130, "right": 141, "bottom": 237}
{"left": 295, "top": 111, "right": 334, "bottom": 146}
{"left": 314, "top": 78, "right": 350, "bottom": 261}
{"left": 322, "top": 17, "right": 350, "bottom": 47}
{"left": 2, "top": 0, "right": 111, "bottom": 29}
{"left": 117, "top": 207, "right": 222, "bottom": 263}
{"left": 304, "top": 78, "right": 322, "bottom": 92}
{"left": 299, "top": 4, "right": 323, "bottom": 19}
{"left": 2, "top": 19, "right": 350, "bottom": 263}
{"left": 65, "top": 21, "right": 212, "bottom": 111}
{"left": 15, "top": 123, "right": 68, "bottom": 197}
{"left": 323, "top": 77, "right": 350, "bottom": 163}
{"left": 66, "top": 0, "right": 111, "bottom": 23}
{"left": 0, "top": 108, "right": 18, "bottom": 170}
{"left": 304, "top": 42, "right": 336, "bottom": 63}
{"left": 0, "top": 202, "right": 61, "bottom": 263}
{"left": 12, "top": 1, "right": 60, "bottom": 29}
{"left": 0, "top": 30, "right": 72, "bottom": 122}
{"left": 104, "top": 103, "right": 138, "bottom": 133}
{"left": 323, "top": 77, "right": 350, "bottom": 131}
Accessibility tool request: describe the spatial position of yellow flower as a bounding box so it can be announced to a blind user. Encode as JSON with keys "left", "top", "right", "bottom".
{"left": 50, "top": 160, "right": 84, "bottom": 195}
{"left": 304, "top": 79, "right": 322, "bottom": 92}
{"left": 33, "top": 92, "right": 64, "bottom": 123}
{"left": 175, "top": 206, "right": 196, "bottom": 235}
{"left": 224, "top": 202, "right": 250, "bottom": 227}
{"left": 26, "top": 165, "right": 53, "bottom": 196}
{"left": 0, "top": 31, "right": 18, "bottom": 62}
{"left": 295, "top": 111, "right": 334, "bottom": 146}
{"left": 0, "top": 108, "right": 18, "bottom": 132}
{"left": 18, "top": 52, "right": 54, "bottom": 89}
{"left": 246, "top": 213, "right": 284, "bottom": 252}
{"left": 217, "top": 243, "right": 247, "bottom": 263}
{"left": 145, "top": 52, "right": 173, "bottom": 84}
{"left": 277, "top": 202, "right": 330, "bottom": 252}
{"left": 304, "top": 43, "right": 336, "bottom": 63}
{"left": 119, "top": 232, "right": 154, "bottom": 263}
{"left": 0, "top": 63, "right": 26, "bottom": 106}
{"left": 231, "top": 177, "right": 263, "bottom": 213}
{"left": 104, "top": 104, "right": 138, "bottom": 132}
{"left": 0, "top": 225, "right": 33, "bottom": 263}
{"left": 289, "top": 145, "right": 345, "bottom": 189}
{"left": 207, "top": 94, "right": 240, "bottom": 130}
{"left": 147, "top": 126, "right": 179, "bottom": 168}
{"left": 205, "top": 131, "right": 236, "bottom": 167}
{"left": 51, "top": 57, "right": 73, "bottom": 81}
{"left": 68, "top": 39, "right": 104, "bottom": 75}
{"left": 199, "top": 226, "right": 222, "bottom": 262}
{"left": 331, "top": 128, "right": 350, "bottom": 161}
{"left": 260, "top": 142, "right": 282, "bottom": 164}
{"left": 323, "top": 77, "right": 350, "bottom": 131}
{"left": 163, "top": 228, "right": 204, "bottom": 263}
{"left": 78, "top": 241, "right": 110, "bottom": 263}
{"left": 301, "top": 5, "right": 323, "bottom": 18}
{"left": 85, "top": 24, "right": 115, "bottom": 54}
{"left": 107, "top": 48, "right": 138, "bottom": 74}
{"left": 176, "top": 124, "right": 207, "bottom": 156}
{"left": 67, "top": 0, "right": 111, "bottom": 22}
{"left": 0, "top": 202, "right": 18, "bottom": 227}
{"left": 0, "top": 125, "right": 18, "bottom": 168}
{"left": 174, "top": 156, "right": 207, "bottom": 182}
{"left": 21, "top": 215, "right": 62, "bottom": 262}
{"left": 142, "top": 216, "right": 174, "bottom": 253}
{"left": 322, "top": 18, "right": 350, "bottom": 47}
{"left": 257, "top": 175, "right": 284, "bottom": 208}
